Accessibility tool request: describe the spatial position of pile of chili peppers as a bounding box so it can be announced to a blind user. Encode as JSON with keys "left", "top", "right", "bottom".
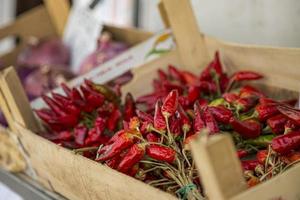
{"left": 36, "top": 52, "right": 300, "bottom": 200}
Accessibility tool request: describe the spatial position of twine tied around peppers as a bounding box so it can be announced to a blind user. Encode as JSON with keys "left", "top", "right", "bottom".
{"left": 176, "top": 183, "right": 197, "bottom": 200}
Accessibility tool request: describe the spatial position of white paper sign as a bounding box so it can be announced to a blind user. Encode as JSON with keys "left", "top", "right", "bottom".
{"left": 0, "top": 182, "right": 23, "bottom": 200}
{"left": 63, "top": 5, "right": 103, "bottom": 72}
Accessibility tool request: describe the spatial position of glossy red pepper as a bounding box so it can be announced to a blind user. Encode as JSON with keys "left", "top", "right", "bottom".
{"left": 80, "top": 85, "right": 105, "bottom": 109}
{"left": 146, "top": 145, "right": 176, "bottom": 163}
{"left": 231, "top": 71, "right": 263, "bottom": 82}
{"left": 178, "top": 104, "right": 191, "bottom": 133}
{"left": 239, "top": 85, "right": 265, "bottom": 98}
{"left": 124, "top": 93, "right": 136, "bottom": 122}
{"left": 230, "top": 118, "right": 261, "bottom": 139}
{"left": 234, "top": 96, "right": 258, "bottom": 112}
{"left": 136, "top": 109, "right": 154, "bottom": 124}
{"left": 42, "top": 95, "right": 66, "bottom": 116}
{"left": 277, "top": 105, "right": 300, "bottom": 125}
{"left": 117, "top": 143, "right": 145, "bottom": 173}
{"left": 154, "top": 100, "right": 166, "bottom": 132}
{"left": 241, "top": 160, "right": 260, "bottom": 171}
{"left": 48, "top": 114, "right": 79, "bottom": 128}
{"left": 271, "top": 131, "right": 300, "bottom": 155}
{"left": 209, "top": 105, "right": 232, "bottom": 124}
{"left": 255, "top": 104, "right": 279, "bottom": 122}
{"left": 170, "top": 117, "right": 181, "bottom": 136}
{"left": 202, "top": 106, "right": 220, "bottom": 134}
{"left": 267, "top": 114, "right": 287, "bottom": 134}
{"left": 187, "top": 85, "right": 200, "bottom": 104}
{"left": 161, "top": 90, "right": 178, "bottom": 118}
{"left": 96, "top": 132, "right": 136, "bottom": 161}
{"left": 193, "top": 102, "right": 205, "bottom": 134}
{"left": 256, "top": 150, "right": 268, "bottom": 164}
{"left": 222, "top": 93, "right": 239, "bottom": 103}
{"left": 107, "top": 108, "right": 121, "bottom": 132}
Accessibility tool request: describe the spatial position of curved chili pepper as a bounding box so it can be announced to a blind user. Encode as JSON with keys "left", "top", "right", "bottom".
{"left": 234, "top": 96, "right": 258, "bottom": 112}
{"left": 267, "top": 114, "right": 287, "bottom": 134}
{"left": 178, "top": 96, "right": 190, "bottom": 109}
{"left": 178, "top": 104, "right": 191, "bottom": 133}
{"left": 230, "top": 118, "right": 261, "bottom": 139}
{"left": 42, "top": 95, "right": 66, "bottom": 116}
{"left": 241, "top": 160, "right": 260, "bottom": 171}
{"left": 187, "top": 85, "right": 200, "bottom": 104}
{"left": 61, "top": 83, "right": 72, "bottom": 97}
{"left": 107, "top": 108, "right": 121, "bottom": 132}
{"left": 158, "top": 69, "right": 167, "bottom": 81}
{"left": 74, "top": 124, "right": 88, "bottom": 146}
{"left": 254, "top": 104, "right": 279, "bottom": 122}
{"left": 197, "top": 81, "right": 217, "bottom": 93}
{"left": 49, "top": 114, "right": 78, "bottom": 128}
{"left": 220, "top": 74, "right": 229, "bottom": 93}
{"left": 256, "top": 150, "right": 268, "bottom": 164}
{"left": 259, "top": 97, "right": 276, "bottom": 105}
{"left": 124, "top": 93, "right": 136, "bottom": 122}
{"left": 203, "top": 106, "right": 219, "bottom": 134}
{"left": 136, "top": 109, "right": 154, "bottom": 124}
{"left": 239, "top": 85, "right": 265, "bottom": 98}
{"left": 146, "top": 144, "right": 176, "bottom": 163}
{"left": 89, "top": 81, "right": 119, "bottom": 105}
{"left": 231, "top": 71, "right": 263, "bottom": 82}
{"left": 209, "top": 105, "right": 232, "bottom": 124}
{"left": 117, "top": 143, "right": 145, "bottom": 173}
{"left": 237, "top": 149, "right": 248, "bottom": 159}
{"left": 96, "top": 132, "right": 136, "bottom": 161}
{"left": 162, "top": 81, "right": 184, "bottom": 95}
{"left": 35, "top": 108, "right": 56, "bottom": 123}
{"left": 181, "top": 71, "right": 198, "bottom": 85}
{"left": 271, "top": 131, "right": 300, "bottom": 155}
{"left": 80, "top": 85, "right": 105, "bottom": 109}
{"left": 170, "top": 117, "right": 181, "bottom": 136}
{"left": 193, "top": 102, "right": 205, "bottom": 134}
{"left": 200, "top": 51, "right": 223, "bottom": 81}
{"left": 154, "top": 100, "right": 166, "bottom": 132}
{"left": 127, "top": 163, "right": 140, "bottom": 177}
{"left": 161, "top": 90, "right": 178, "bottom": 118}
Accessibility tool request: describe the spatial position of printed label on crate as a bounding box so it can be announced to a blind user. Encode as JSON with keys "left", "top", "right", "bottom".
{"left": 63, "top": 5, "right": 103, "bottom": 72}
{"left": 31, "top": 29, "right": 174, "bottom": 109}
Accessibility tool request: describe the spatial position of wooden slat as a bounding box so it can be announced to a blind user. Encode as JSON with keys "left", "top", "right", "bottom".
{"left": 158, "top": 1, "right": 170, "bottom": 28}
{"left": 190, "top": 132, "right": 247, "bottom": 200}
{"left": 0, "top": 67, "right": 39, "bottom": 132}
{"left": 44, "top": 0, "right": 70, "bottom": 36}
{"left": 161, "top": 0, "right": 210, "bottom": 70}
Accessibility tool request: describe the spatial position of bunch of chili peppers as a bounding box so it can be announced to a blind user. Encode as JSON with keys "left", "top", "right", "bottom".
{"left": 36, "top": 51, "right": 300, "bottom": 200}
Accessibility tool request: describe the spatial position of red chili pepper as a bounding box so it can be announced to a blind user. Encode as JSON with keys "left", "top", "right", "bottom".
{"left": 146, "top": 133, "right": 160, "bottom": 143}
{"left": 107, "top": 108, "right": 121, "bottom": 132}
{"left": 256, "top": 150, "right": 268, "bottom": 164}
{"left": 49, "top": 114, "right": 79, "bottom": 128}
{"left": 230, "top": 118, "right": 261, "bottom": 139}
{"left": 136, "top": 92, "right": 163, "bottom": 107}
{"left": 187, "top": 85, "right": 200, "bottom": 104}
{"left": 61, "top": 83, "right": 72, "bottom": 97}
{"left": 35, "top": 108, "right": 56, "bottom": 123}
{"left": 96, "top": 132, "right": 136, "bottom": 161}
{"left": 271, "top": 131, "right": 300, "bottom": 154}
{"left": 154, "top": 100, "right": 166, "bottom": 132}
{"left": 223, "top": 93, "right": 239, "bottom": 103}
{"left": 73, "top": 124, "right": 88, "bottom": 146}
{"left": 200, "top": 51, "right": 223, "bottom": 81}
{"left": 117, "top": 143, "right": 145, "bottom": 173}
{"left": 105, "top": 154, "right": 122, "bottom": 169}
{"left": 127, "top": 163, "right": 140, "bottom": 177}
{"left": 162, "top": 81, "right": 184, "bottom": 95}
{"left": 152, "top": 79, "right": 162, "bottom": 92}
{"left": 168, "top": 65, "right": 184, "bottom": 83}
{"left": 51, "top": 92, "right": 80, "bottom": 117}
{"left": 193, "top": 102, "right": 205, "bottom": 134}
{"left": 158, "top": 69, "right": 167, "bottom": 81}
{"left": 237, "top": 149, "right": 248, "bottom": 159}
{"left": 42, "top": 95, "right": 66, "bottom": 116}
{"left": 219, "top": 74, "right": 229, "bottom": 93}
{"left": 259, "top": 97, "right": 276, "bottom": 105}
{"left": 80, "top": 85, "right": 105, "bottom": 109}
{"left": 146, "top": 145, "right": 176, "bottom": 163}
{"left": 234, "top": 96, "right": 258, "bottom": 112}
{"left": 239, "top": 85, "right": 265, "bottom": 98}
{"left": 124, "top": 93, "right": 136, "bottom": 122}
{"left": 170, "top": 117, "right": 181, "bottom": 136}
{"left": 254, "top": 104, "right": 279, "bottom": 122}
{"left": 178, "top": 96, "right": 190, "bottom": 109}
{"left": 285, "top": 120, "right": 299, "bottom": 133}
{"left": 178, "top": 104, "right": 191, "bottom": 133}
{"left": 209, "top": 105, "right": 232, "bottom": 124}
{"left": 85, "top": 117, "right": 107, "bottom": 146}
{"left": 198, "top": 99, "right": 209, "bottom": 108}
{"left": 277, "top": 105, "right": 300, "bottom": 125}
{"left": 285, "top": 151, "right": 300, "bottom": 163}
{"left": 136, "top": 109, "right": 154, "bottom": 124}
{"left": 202, "top": 106, "right": 219, "bottom": 134}
{"left": 197, "top": 81, "right": 217, "bottom": 93}
{"left": 267, "top": 114, "right": 287, "bottom": 134}
{"left": 241, "top": 160, "right": 260, "bottom": 171}
{"left": 181, "top": 71, "right": 198, "bottom": 85}
{"left": 161, "top": 90, "right": 178, "bottom": 118}
{"left": 231, "top": 71, "right": 263, "bottom": 82}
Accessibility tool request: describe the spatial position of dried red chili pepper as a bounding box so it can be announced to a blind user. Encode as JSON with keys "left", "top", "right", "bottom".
{"left": 178, "top": 104, "right": 191, "bottom": 133}
{"left": 256, "top": 150, "right": 268, "bottom": 164}
{"left": 146, "top": 144, "right": 176, "bottom": 163}
{"left": 170, "top": 117, "right": 181, "bottom": 136}
{"left": 158, "top": 69, "right": 168, "bottom": 81}
{"left": 61, "top": 83, "right": 72, "bottom": 97}
{"left": 85, "top": 117, "right": 108, "bottom": 146}
{"left": 154, "top": 100, "right": 166, "bottom": 132}
{"left": 42, "top": 95, "right": 66, "bottom": 116}
{"left": 271, "top": 131, "right": 300, "bottom": 154}
{"left": 223, "top": 93, "right": 239, "bottom": 103}
{"left": 254, "top": 104, "right": 279, "bottom": 122}
{"left": 202, "top": 106, "right": 219, "bottom": 134}
{"left": 152, "top": 79, "right": 162, "bottom": 92}
{"left": 162, "top": 81, "right": 184, "bottom": 95}
{"left": 193, "top": 102, "right": 205, "bottom": 134}
{"left": 239, "top": 85, "right": 265, "bottom": 98}
{"left": 234, "top": 96, "right": 258, "bottom": 112}
{"left": 96, "top": 132, "right": 136, "bottom": 161}
{"left": 35, "top": 108, "right": 56, "bottom": 123}
{"left": 117, "top": 143, "right": 145, "bottom": 173}
{"left": 277, "top": 105, "right": 300, "bottom": 125}
{"left": 49, "top": 114, "right": 79, "bottom": 128}
{"left": 237, "top": 149, "right": 248, "bottom": 159}
{"left": 181, "top": 71, "right": 198, "bottom": 85}
{"left": 230, "top": 118, "right": 261, "bottom": 139}
{"left": 266, "top": 114, "right": 287, "bottom": 135}
{"left": 168, "top": 65, "right": 184, "bottom": 83}
{"left": 197, "top": 81, "right": 217, "bottom": 94}
{"left": 107, "top": 108, "right": 121, "bottom": 132}
{"left": 124, "top": 93, "right": 136, "bottom": 122}
{"left": 136, "top": 109, "right": 154, "bottom": 124}
{"left": 161, "top": 90, "right": 178, "bottom": 118}
{"left": 231, "top": 71, "right": 263, "bottom": 82}
{"left": 187, "top": 85, "right": 200, "bottom": 104}
{"left": 200, "top": 51, "right": 223, "bottom": 81}
{"left": 241, "top": 160, "right": 260, "bottom": 171}
{"left": 74, "top": 124, "right": 88, "bottom": 146}
{"left": 80, "top": 85, "right": 105, "bottom": 109}
{"left": 178, "top": 96, "right": 190, "bottom": 109}
{"left": 209, "top": 105, "right": 232, "bottom": 124}
{"left": 127, "top": 163, "right": 140, "bottom": 177}
{"left": 219, "top": 74, "right": 229, "bottom": 93}
{"left": 146, "top": 133, "right": 160, "bottom": 143}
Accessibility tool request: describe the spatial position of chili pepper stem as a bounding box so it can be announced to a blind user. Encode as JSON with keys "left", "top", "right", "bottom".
{"left": 73, "top": 147, "right": 99, "bottom": 154}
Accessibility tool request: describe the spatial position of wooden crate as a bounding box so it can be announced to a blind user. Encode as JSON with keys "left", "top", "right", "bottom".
{"left": 1, "top": 0, "right": 300, "bottom": 200}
